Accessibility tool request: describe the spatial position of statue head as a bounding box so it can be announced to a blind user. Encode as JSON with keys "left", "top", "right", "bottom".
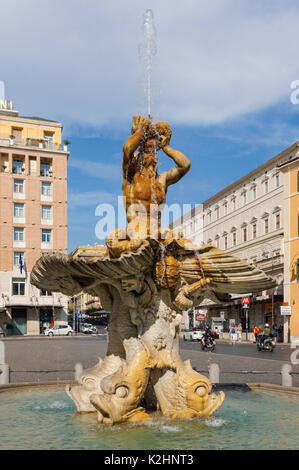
{"left": 156, "top": 121, "right": 172, "bottom": 148}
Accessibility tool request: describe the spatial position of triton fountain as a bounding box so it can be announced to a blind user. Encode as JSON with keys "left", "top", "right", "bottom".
{"left": 1, "top": 11, "right": 298, "bottom": 452}
{"left": 28, "top": 9, "right": 278, "bottom": 426}
{"left": 30, "top": 112, "right": 276, "bottom": 424}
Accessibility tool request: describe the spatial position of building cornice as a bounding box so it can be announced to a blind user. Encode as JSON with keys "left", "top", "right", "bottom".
{"left": 203, "top": 141, "right": 299, "bottom": 208}
{"left": 0, "top": 115, "right": 62, "bottom": 129}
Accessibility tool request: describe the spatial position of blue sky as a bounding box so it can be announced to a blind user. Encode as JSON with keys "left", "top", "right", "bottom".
{"left": 67, "top": 100, "right": 299, "bottom": 251}
{"left": 2, "top": 0, "right": 299, "bottom": 251}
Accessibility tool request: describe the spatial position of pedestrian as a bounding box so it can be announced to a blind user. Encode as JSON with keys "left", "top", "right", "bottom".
{"left": 229, "top": 323, "right": 237, "bottom": 345}
{"left": 237, "top": 323, "right": 242, "bottom": 343}
{"left": 253, "top": 325, "right": 259, "bottom": 343}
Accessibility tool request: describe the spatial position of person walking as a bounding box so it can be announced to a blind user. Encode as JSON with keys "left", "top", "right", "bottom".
{"left": 253, "top": 325, "right": 259, "bottom": 343}
{"left": 229, "top": 323, "right": 237, "bottom": 345}
{"left": 237, "top": 323, "right": 242, "bottom": 343}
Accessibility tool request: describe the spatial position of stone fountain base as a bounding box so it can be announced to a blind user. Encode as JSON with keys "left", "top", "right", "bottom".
{"left": 66, "top": 293, "right": 224, "bottom": 424}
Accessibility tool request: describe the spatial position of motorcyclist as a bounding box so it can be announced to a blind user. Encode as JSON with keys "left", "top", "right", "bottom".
{"left": 259, "top": 323, "right": 271, "bottom": 345}
{"left": 202, "top": 325, "right": 212, "bottom": 345}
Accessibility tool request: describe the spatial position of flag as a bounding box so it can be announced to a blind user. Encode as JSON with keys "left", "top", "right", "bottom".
{"left": 19, "top": 252, "right": 24, "bottom": 274}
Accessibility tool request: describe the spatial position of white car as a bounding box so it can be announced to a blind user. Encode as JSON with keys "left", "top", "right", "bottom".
{"left": 44, "top": 325, "right": 73, "bottom": 336}
{"left": 183, "top": 329, "right": 204, "bottom": 341}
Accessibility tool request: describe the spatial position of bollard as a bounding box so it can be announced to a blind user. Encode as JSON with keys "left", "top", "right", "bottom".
{"left": 281, "top": 363, "right": 293, "bottom": 387}
{"left": 0, "top": 341, "right": 9, "bottom": 385}
{"left": 0, "top": 364, "right": 9, "bottom": 385}
{"left": 208, "top": 363, "right": 220, "bottom": 384}
{"left": 74, "top": 362, "right": 83, "bottom": 381}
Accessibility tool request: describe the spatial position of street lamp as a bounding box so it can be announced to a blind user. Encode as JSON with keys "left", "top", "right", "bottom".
{"left": 72, "top": 296, "right": 77, "bottom": 336}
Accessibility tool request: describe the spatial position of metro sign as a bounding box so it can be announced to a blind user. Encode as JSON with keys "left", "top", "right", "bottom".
{"left": 242, "top": 296, "right": 250, "bottom": 305}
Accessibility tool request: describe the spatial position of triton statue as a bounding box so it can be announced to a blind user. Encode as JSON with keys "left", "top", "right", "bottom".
{"left": 31, "top": 116, "right": 276, "bottom": 425}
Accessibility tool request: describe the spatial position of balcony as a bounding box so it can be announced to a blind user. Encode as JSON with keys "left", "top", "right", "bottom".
{"left": 0, "top": 135, "right": 67, "bottom": 152}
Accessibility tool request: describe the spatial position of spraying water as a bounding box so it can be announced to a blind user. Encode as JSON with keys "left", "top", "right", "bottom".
{"left": 139, "top": 9, "right": 157, "bottom": 118}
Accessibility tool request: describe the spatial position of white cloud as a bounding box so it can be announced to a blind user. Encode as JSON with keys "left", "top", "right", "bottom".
{"left": 69, "top": 157, "right": 120, "bottom": 180}
{"left": 68, "top": 190, "right": 115, "bottom": 207}
{"left": 1, "top": 0, "right": 299, "bottom": 131}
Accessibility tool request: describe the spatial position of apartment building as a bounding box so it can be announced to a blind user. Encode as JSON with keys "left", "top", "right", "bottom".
{"left": 171, "top": 142, "right": 299, "bottom": 343}
{"left": 0, "top": 95, "right": 69, "bottom": 335}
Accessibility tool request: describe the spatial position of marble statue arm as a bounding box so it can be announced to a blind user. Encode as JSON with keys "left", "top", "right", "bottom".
{"left": 160, "top": 144, "right": 191, "bottom": 187}
{"left": 122, "top": 118, "right": 148, "bottom": 179}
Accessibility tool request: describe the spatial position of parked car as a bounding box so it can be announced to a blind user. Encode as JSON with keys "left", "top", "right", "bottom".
{"left": 183, "top": 328, "right": 204, "bottom": 341}
{"left": 44, "top": 325, "right": 73, "bottom": 336}
{"left": 80, "top": 323, "right": 98, "bottom": 334}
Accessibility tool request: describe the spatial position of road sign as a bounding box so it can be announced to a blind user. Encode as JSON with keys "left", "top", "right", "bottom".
{"left": 242, "top": 296, "right": 250, "bottom": 305}
{"left": 196, "top": 314, "right": 206, "bottom": 321}
{"left": 280, "top": 306, "right": 292, "bottom": 316}
{"left": 77, "top": 313, "right": 83, "bottom": 319}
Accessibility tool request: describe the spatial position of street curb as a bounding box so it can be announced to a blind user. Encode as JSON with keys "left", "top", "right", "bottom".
{"left": 1, "top": 381, "right": 299, "bottom": 395}
{"left": 247, "top": 382, "right": 299, "bottom": 395}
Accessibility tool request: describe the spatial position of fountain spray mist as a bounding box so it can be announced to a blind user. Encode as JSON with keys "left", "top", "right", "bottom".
{"left": 139, "top": 9, "right": 157, "bottom": 118}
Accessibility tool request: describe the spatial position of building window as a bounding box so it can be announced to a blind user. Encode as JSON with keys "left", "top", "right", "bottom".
{"left": 224, "top": 202, "right": 228, "bottom": 216}
{"left": 265, "top": 218, "right": 269, "bottom": 234}
{"left": 40, "top": 162, "right": 52, "bottom": 177}
{"left": 41, "top": 181, "right": 52, "bottom": 197}
{"left": 252, "top": 186, "right": 257, "bottom": 200}
{"left": 13, "top": 160, "right": 24, "bottom": 174}
{"left": 224, "top": 236, "right": 228, "bottom": 250}
{"left": 208, "top": 212, "right": 212, "bottom": 224}
{"left": 242, "top": 191, "right": 247, "bottom": 205}
{"left": 253, "top": 223, "right": 257, "bottom": 239}
{"left": 215, "top": 207, "right": 219, "bottom": 219}
{"left": 13, "top": 227, "right": 24, "bottom": 241}
{"left": 44, "top": 132, "right": 54, "bottom": 149}
{"left": 41, "top": 205, "right": 52, "bottom": 220}
{"left": 41, "top": 229, "right": 52, "bottom": 243}
{"left": 13, "top": 179, "right": 24, "bottom": 193}
{"left": 14, "top": 203, "right": 24, "bottom": 218}
{"left": 12, "top": 278, "right": 25, "bottom": 296}
{"left": 276, "top": 214, "right": 280, "bottom": 230}
{"left": 13, "top": 252, "right": 24, "bottom": 266}
{"left": 40, "top": 290, "right": 52, "bottom": 296}
{"left": 232, "top": 197, "right": 236, "bottom": 210}
{"left": 233, "top": 232, "right": 237, "bottom": 246}
{"left": 275, "top": 174, "right": 280, "bottom": 188}
{"left": 243, "top": 228, "right": 247, "bottom": 242}
{"left": 264, "top": 180, "right": 269, "bottom": 194}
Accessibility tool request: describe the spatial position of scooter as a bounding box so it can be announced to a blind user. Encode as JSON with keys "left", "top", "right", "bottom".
{"left": 200, "top": 335, "right": 215, "bottom": 351}
{"left": 257, "top": 335, "right": 276, "bottom": 352}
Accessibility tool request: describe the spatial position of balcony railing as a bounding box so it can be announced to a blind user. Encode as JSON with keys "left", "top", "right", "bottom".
{"left": 0, "top": 135, "right": 67, "bottom": 152}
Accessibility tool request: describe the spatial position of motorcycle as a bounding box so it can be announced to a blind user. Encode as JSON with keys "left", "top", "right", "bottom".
{"left": 257, "top": 335, "right": 276, "bottom": 352}
{"left": 80, "top": 323, "right": 98, "bottom": 334}
{"left": 200, "top": 335, "right": 216, "bottom": 351}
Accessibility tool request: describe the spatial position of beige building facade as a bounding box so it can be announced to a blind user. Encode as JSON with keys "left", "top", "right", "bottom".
{"left": 0, "top": 96, "right": 69, "bottom": 335}
{"left": 171, "top": 142, "right": 299, "bottom": 343}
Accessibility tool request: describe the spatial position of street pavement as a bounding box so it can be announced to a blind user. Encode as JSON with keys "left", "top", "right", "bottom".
{"left": 180, "top": 339, "right": 299, "bottom": 387}
{"left": 2, "top": 334, "right": 299, "bottom": 387}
